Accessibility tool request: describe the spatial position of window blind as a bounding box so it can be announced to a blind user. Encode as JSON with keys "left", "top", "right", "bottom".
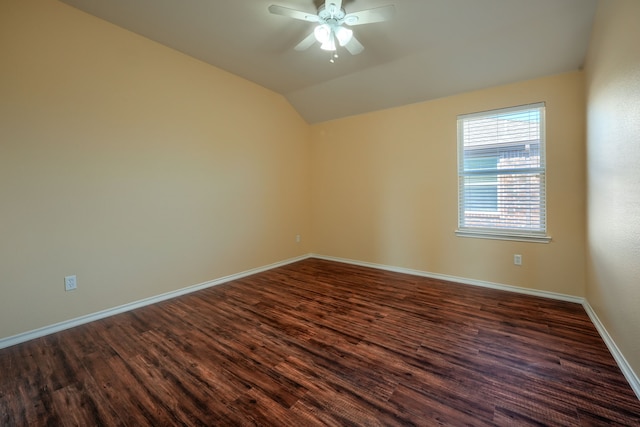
{"left": 457, "top": 103, "right": 547, "bottom": 239}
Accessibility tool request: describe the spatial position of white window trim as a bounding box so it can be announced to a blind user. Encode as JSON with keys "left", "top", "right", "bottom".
{"left": 455, "top": 229, "right": 551, "bottom": 243}
{"left": 456, "top": 102, "right": 552, "bottom": 244}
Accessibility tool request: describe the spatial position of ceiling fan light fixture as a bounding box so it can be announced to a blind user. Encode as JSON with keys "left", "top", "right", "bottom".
{"left": 320, "top": 36, "right": 336, "bottom": 51}
{"left": 335, "top": 26, "right": 353, "bottom": 46}
{"left": 315, "top": 23, "right": 351, "bottom": 51}
{"left": 314, "top": 24, "right": 331, "bottom": 43}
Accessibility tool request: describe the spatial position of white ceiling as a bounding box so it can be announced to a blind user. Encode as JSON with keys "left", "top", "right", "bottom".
{"left": 58, "top": 0, "right": 598, "bottom": 123}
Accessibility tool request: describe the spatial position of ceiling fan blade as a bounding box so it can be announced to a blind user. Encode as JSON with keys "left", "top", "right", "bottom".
{"left": 268, "top": 5, "right": 320, "bottom": 23}
{"left": 344, "top": 5, "right": 396, "bottom": 26}
{"left": 343, "top": 36, "right": 364, "bottom": 55}
{"left": 294, "top": 32, "right": 318, "bottom": 51}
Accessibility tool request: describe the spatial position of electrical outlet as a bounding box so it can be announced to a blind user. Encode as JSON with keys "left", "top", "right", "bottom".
{"left": 513, "top": 254, "right": 522, "bottom": 266}
{"left": 64, "top": 275, "right": 77, "bottom": 291}
{"left": 296, "top": 234, "right": 301, "bottom": 243}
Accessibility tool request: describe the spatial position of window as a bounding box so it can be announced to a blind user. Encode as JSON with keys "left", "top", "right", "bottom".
{"left": 456, "top": 103, "right": 550, "bottom": 243}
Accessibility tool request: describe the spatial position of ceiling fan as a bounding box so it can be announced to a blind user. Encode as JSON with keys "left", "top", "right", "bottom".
{"left": 268, "top": 0, "right": 395, "bottom": 58}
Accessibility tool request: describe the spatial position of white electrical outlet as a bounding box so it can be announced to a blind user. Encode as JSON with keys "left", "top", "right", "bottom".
{"left": 514, "top": 254, "right": 522, "bottom": 266}
{"left": 296, "top": 234, "right": 301, "bottom": 243}
{"left": 64, "top": 275, "right": 77, "bottom": 291}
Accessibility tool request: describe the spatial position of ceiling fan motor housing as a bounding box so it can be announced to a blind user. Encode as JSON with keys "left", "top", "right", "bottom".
{"left": 318, "top": 3, "right": 346, "bottom": 21}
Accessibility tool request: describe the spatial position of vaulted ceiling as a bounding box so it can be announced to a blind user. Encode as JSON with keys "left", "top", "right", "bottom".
{"left": 58, "top": 0, "right": 598, "bottom": 123}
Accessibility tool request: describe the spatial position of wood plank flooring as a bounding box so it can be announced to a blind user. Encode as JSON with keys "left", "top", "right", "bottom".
{"left": 1, "top": 258, "right": 639, "bottom": 426}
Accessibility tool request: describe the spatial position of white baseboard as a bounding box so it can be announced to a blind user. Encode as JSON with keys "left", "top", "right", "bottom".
{"left": 0, "top": 254, "right": 311, "bottom": 350}
{"left": 582, "top": 301, "right": 640, "bottom": 399}
{"left": 310, "top": 253, "right": 639, "bottom": 399}
{"left": 310, "top": 253, "right": 584, "bottom": 303}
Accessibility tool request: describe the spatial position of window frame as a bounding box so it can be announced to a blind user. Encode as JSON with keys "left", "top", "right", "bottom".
{"left": 455, "top": 103, "right": 551, "bottom": 243}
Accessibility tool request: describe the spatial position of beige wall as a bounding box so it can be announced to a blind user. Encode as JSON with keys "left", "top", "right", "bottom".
{"left": 584, "top": 0, "right": 640, "bottom": 378}
{"left": 0, "top": 0, "right": 311, "bottom": 339}
{"left": 311, "top": 71, "right": 586, "bottom": 297}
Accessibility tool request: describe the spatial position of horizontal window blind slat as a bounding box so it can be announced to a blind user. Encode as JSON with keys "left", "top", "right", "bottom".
{"left": 461, "top": 168, "right": 545, "bottom": 175}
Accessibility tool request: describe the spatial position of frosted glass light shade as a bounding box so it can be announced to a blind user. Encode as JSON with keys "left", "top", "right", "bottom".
{"left": 335, "top": 26, "right": 353, "bottom": 46}
{"left": 320, "top": 37, "right": 336, "bottom": 51}
{"left": 314, "top": 24, "right": 331, "bottom": 43}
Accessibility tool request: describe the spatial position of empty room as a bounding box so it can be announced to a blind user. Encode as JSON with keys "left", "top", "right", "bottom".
{"left": 1, "top": 0, "right": 639, "bottom": 425}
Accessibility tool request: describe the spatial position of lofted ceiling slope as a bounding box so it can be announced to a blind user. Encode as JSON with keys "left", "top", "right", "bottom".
{"left": 58, "top": 0, "right": 597, "bottom": 124}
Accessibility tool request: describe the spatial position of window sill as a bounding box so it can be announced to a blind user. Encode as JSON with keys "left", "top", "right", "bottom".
{"left": 455, "top": 229, "right": 551, "bottom": 243}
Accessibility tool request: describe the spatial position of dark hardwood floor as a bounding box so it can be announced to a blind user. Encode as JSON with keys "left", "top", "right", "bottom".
{"left": 1, "top": 258, "right": 639, "bottom": 426}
